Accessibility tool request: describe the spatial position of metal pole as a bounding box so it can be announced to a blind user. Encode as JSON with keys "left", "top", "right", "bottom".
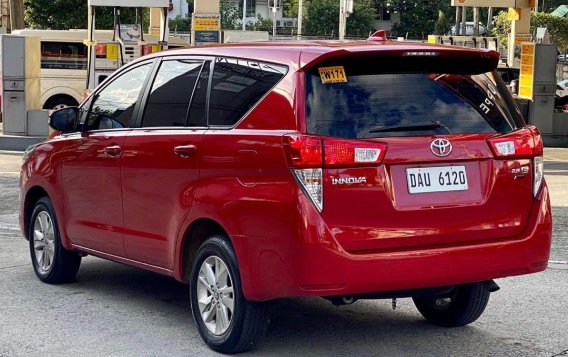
{"left": 473, "top": 7, "right": 479, "bottom": 36}
{"left": 272, "top": 6, "right": 276, "bottom": 39}
{"left": 461, "top": 6, "right": 467, "bottom": 36}
{"left": 487, "top": 7, "right": 493, "bottom": 33}
{"left": 455, "top": 6, "right": 461, "bottom": 35}
{"left": 297, "top": 0, "right": 303, "bottom": 39}
{"left": 339, "top": 0, "right": 345, "bottom": 40}
{"left": 242, "top": 0, "right": 247, "bottom": 31}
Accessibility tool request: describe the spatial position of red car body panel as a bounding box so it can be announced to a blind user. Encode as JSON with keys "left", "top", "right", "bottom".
{"left": 19, "top": 41, "right": 552, "bottom": 302}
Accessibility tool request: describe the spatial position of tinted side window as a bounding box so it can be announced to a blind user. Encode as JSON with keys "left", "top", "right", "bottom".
{"left": 142, "top": 60, "right": 203, "bottom": 127}
{"left": 87, "top": 63, "right": 152, "bottom": 130}
{"left": 208, "top": 58, "right": 286, "bottom": 126}
{"left": 41, "top": 41, "right": 88, "bottom": 70}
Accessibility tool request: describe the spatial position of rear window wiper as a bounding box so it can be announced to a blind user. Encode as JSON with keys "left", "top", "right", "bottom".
{"left": 369, "top": 120, "right": 451, "bottom": 134}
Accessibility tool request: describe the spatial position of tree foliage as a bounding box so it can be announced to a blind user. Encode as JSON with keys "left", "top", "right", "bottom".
{"left": 492, "top": 11, "right": 568, "bottom": 51}
{"left": 24, "top": 0, "right": 145, "bottom": 30}
{"left": 378, "top": 0, "right": 453, "bottom": 39}
{"left": 220, "top": 0, "right": 241, "bottom": 30}
{"left": 303, "top": 0, "right": 375, "bottom": 38}
{"left": 434, "top": 10, "right": 449, "bottom": 35}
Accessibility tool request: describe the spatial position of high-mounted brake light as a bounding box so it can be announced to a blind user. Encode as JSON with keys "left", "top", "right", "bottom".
{"left": 283, "top": 134, "right": 387, "bottom": 212}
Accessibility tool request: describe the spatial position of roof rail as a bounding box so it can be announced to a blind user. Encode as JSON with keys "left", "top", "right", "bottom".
{"left": 368, "top": 30, "right": 387, "bottom": 42}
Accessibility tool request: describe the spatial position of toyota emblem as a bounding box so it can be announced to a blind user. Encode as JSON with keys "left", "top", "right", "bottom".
{"left": 430, "top": 139, "right": 452, "bottom": 157}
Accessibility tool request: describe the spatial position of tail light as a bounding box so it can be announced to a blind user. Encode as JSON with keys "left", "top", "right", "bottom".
{"left": 283, "top": 134, "right": 387, "bottom": 211}
{"left": 487, "top": 127, "right": 544, "bottom": 197}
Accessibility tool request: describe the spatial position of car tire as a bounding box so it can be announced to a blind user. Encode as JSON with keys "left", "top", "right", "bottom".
{"left": 412, "top": 282, "right": 490, "bottom": 327}
{"left": 190, "top": 235, "right": 270, "bottom": 353}
{"left": 29, "top": 197, "right": 81, "bottom": 284}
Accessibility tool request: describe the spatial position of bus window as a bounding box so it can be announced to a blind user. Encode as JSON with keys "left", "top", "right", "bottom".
{"left": 41, "top": 41, "right": 88, "bottom": 70}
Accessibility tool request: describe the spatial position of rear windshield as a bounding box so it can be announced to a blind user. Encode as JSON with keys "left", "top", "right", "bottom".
{"left": 305, "top": 68, "right": 523, "bottom": 139}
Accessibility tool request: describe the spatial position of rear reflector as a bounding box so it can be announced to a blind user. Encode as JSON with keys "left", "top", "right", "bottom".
{"left": 293, "top": 168, "right": 323, "bottom": 211}
{"left": 534, "top": 156, "right": 544, "bottom": 197}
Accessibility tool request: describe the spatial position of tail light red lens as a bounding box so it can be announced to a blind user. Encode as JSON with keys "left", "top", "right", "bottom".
{"left": 487, "top": 128, "right": 537, "bottom": 158}
{"left": 283, "top": 134, "right": 323, "bottom": 168}
{"left": 324, "top": 138, "right": 387, "bottom": 167}
{"left": 283, "top": 134, "right": 388, "bottom": 212}
{"left": 487, "top": 127, "right": 545, "bottom": 198}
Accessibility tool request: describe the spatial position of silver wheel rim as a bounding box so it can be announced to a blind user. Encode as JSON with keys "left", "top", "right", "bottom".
{"left": 33, "top": 211, "right": 55, "bottom": 274}
{"left": 197, "top": 256, "right": 235, "bottom": 335}
{"left": 52, "top": 103, "right": 69, "bottom": 111}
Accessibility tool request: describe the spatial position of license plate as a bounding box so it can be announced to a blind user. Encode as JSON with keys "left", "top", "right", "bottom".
{"left": 406, "top": 166, "right": 468, "bottom": 194}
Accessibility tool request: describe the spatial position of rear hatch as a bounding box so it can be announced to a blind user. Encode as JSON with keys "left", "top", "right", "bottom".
{"left": 289, "top": 46, "right": 543, "bottom": 253}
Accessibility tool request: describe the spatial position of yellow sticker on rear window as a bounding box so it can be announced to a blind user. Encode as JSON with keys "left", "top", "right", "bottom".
{"left": 318, "top": 66, "right": 347, "bottom": 84}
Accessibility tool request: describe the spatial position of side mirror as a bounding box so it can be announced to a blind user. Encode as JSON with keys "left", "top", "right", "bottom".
{"left": 49, "top": 107, "right": 79, "bottom": 133}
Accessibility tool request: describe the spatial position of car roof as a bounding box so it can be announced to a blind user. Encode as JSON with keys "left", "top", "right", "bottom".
{"left": 148, "top": 40, "right": 500, "bottom": 71}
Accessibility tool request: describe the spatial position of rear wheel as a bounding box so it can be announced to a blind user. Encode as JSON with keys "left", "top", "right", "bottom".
{"left": 412, "top": 282, "right": 491, "bottom": 327}
{"left": 190, "top": 235, "right": 270, "bottom": 353}
{"left": 29, "top": 197, "right": 81, "bottom": 284}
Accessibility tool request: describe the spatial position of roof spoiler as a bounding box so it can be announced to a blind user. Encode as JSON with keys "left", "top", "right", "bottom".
{"left": 368, "top": 30, "right": 387, "bottom": 42}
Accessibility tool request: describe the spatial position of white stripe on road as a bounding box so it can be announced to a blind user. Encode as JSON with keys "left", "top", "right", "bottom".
{"left": 0, "top": 223, "right": 20, "bottom": 231}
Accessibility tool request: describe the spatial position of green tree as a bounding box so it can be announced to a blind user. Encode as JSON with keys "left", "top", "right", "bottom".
{"left": 384, "top": 0, "right": 453, "bottom": 39}
{"left": 220, "top": 0, "right": 241, "bottom": 30}
{"left": 24, "top": 0, "right": 144, "bottom": 30}
{"left": 434, "top": 10, "right": 450, "bottom": 35}
{"left": 492, "top": 11, "right": 568, "bottom": 51}
{"left": 304, "top": 0, "right": 375, "bottom": 38}
{"left": 169, "top": 15, "right": 191, "bottom": 32}
{"left": 246, "top": 14, "right": 273, "bottom": 31}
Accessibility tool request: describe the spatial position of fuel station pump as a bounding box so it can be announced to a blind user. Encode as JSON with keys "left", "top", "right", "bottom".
{"left": 86, "top": 0, "right": 170, "bottom": 90}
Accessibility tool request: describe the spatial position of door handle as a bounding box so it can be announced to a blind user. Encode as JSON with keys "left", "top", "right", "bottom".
{"left": 103, "top": 145, "right": 122, "bottom": 157}
{"left": 174, "top": 144, "right": 197, "bottom": 158}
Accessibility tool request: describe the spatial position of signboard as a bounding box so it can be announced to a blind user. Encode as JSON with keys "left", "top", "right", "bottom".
{"left": 194, "top": 18, "right": 220, "bottom": 31}
{"left": 519, "top": 42, "right": 535, "bottom": 100}
{"left": 192, "top": 14, "right": 221, "bottom": 46}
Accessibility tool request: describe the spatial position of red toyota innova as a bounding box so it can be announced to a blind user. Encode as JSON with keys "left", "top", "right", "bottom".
{"left": 20, "top": 37, "right": 552, "bottom": 353}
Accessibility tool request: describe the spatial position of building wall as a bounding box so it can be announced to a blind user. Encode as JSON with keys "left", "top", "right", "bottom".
{"left": 168, "top": 0, "right": 189, "bottom": 19}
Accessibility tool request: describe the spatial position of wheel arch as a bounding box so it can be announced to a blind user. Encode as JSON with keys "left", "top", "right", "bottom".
{"left": 42, "top": 93, "right": 79, "bottom": 110}
{"left": 22, "top": 185, "right": 50, "bottom": 240}
{"left": 178, "top": 218, "right": 231, "bottom": 283}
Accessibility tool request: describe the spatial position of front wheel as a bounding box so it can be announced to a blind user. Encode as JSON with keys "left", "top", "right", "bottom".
{"left": 29, "top": 197, "right": 81, "bottom": 284}
{"left": 413, "top": 282, "right": 491, "bottom": 327}
{"left": 190, "top": 236, "right": 270, "bottom": 354}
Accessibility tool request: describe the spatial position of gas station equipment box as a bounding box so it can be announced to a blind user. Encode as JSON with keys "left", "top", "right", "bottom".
{"left": 0, "top": 35, "right": 41, "bottom": 135}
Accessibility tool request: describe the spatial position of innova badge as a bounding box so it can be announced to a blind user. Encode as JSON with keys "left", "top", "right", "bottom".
{"left": 430, "top": 139, "right": 452, "bottom": 157}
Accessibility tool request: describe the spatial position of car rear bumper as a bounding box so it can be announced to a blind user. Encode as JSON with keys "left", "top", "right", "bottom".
{"left": 235, "top": 184, "right": 552, "bottom": 301}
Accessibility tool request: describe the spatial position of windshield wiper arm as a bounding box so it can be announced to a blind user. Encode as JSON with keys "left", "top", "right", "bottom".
{"left": 369, "top": 121, "right": 451, "bottom": 134}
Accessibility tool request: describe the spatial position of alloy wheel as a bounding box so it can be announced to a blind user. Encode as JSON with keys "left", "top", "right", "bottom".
{"left": 33, "top": 211, "right": 55, "bottom": 274}
{"left": 196, "top": 255, "right": 235, "bottom": 335}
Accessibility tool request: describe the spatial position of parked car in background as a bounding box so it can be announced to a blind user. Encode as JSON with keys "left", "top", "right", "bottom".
{"left": 20, "top": 39, "right": 551, "bottom": 353}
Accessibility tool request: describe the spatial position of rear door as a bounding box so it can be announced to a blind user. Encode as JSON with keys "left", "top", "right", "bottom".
{"left": 121, "top": 57, "right": 210, "bottom": 269}
{"left": 303, "top": 55, "right": 536, "bottom": 253}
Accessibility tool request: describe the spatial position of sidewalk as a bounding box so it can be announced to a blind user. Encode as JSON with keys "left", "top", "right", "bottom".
{"left": 0, "top": 122, "right": 46, "bottom": 151}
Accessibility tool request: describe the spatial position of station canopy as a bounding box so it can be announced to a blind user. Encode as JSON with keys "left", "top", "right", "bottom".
{"left": 87, "top": 0, "right": 169, "bottom": 7}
